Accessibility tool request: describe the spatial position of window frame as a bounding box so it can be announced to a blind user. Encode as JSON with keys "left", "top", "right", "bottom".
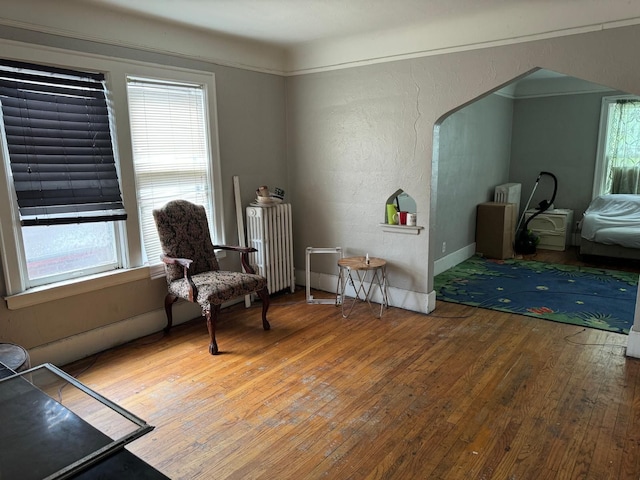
{"left": 0, "top": 40, "right": 225, "bottom": 304}
{"left": 126, "top": 75, "right": 217, "bottom": 271}
{"left": 0, "top": 60, "right": 129, "bottom": 288}
{"left": 0, "top": 60, "right": 127, "bottom": 226}
{"left": 592, "top": 94, "right": 640, "bottom": 197}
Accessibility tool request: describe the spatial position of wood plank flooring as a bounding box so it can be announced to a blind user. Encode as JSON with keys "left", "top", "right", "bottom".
{"left": 62, "top": 250, "right": 640, "bottom": 479}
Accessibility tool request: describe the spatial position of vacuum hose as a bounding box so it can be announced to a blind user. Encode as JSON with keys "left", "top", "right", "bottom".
{"left": 514, "top": 171, "right": 558, "bottom": 254}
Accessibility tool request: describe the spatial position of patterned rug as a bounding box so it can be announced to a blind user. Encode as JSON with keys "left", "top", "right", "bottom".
{"left": 434, "top": 255, "right": 639, "bottom": 334}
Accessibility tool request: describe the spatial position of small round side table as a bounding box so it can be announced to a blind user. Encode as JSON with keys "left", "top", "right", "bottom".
{"left": 0, "top": 343, "right": 31, "bottom": 372}
{"left": 337, "top": 256, "right": 389, "bottom": 318}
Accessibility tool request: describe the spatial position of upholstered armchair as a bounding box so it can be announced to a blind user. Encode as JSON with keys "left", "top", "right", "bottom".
{"left": 153, "top": 200, "right": 270, "bottom": 355}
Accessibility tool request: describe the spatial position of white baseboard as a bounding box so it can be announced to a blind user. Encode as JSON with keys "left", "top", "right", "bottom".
{"left": 433, "top": 243, "right": 476, "bottom": 276}
{"left": 427, "top": 290, "right": 436, "bottom": 313}
{"left": 295, "top": 268, "right": 434, "bottom": 314}
{"left": 29, "top": 300, "right": 215, "bottom": 367}
{"left": 629, "top": 283, "right": 640, "bottom": 358}
{"left": 31, "top": 266, "right": 440, "bottom": 368}
{"left": 626, "top": 326, "right": 640, "bottom": 358}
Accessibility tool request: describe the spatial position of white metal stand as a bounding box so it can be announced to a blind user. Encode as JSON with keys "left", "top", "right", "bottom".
{"left": 305, "top": 247, "right": 343, "bottom": 304}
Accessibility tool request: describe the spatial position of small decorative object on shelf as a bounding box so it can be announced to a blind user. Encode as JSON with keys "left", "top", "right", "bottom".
{"left": 252, "top": 185, "right": 286, "bottom": 206}
{"left": 382, "top": 188, "right": 422, "bottom": 234}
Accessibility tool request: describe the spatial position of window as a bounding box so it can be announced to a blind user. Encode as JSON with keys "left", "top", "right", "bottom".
{"left": 593, "top": 95, "right": 640, "bottom": 196}
{"left": 0, "top": 41, "right": 224, "bottom": 303}
{"left": 0, "top": 59, "right": 126, "bottom": 288}
{"left": 127, "top": 77, "right": 214, "bottom": 266}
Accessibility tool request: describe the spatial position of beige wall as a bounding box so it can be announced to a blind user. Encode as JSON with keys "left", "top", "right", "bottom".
{"left": 2, "top": 21, "right": 640, "bottom": 365}
{"left": 0, "top": 27, "right": 287, "bottom": 365}
{"left": 287, "top": 26, "right": 640, "bottom": 306}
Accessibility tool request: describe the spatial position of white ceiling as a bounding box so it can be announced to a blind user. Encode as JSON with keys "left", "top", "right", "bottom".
{"left": 4, "top": 0, "right": 640, "bottom": 74}
{"left": 82, "top": 0, "right": 640, "bottom": 49}
{"left": 82, "top": 0, "right": 516, "bottom": 47}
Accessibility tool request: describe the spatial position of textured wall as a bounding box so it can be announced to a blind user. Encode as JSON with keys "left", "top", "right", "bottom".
{"left": 0, "top": 27, "right": 287, "bottom": 358}
{"left": 287, "top": 25, "right": 640, "bottom": 305}
{"left": 3, "top": 22, "right": 640, "bottom": 360}
{"left": 436, "top": 93, "right": 514, "bottom": 260}
{"left": 509, "top": 92, "right": 617, "bottom": 221}
{"left": 287, "top": 62, "right": 431, "bottom": 297}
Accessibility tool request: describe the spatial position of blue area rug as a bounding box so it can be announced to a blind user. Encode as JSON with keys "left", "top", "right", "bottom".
{"left": 434, "top": 255, "right": 639, "bottom": 334}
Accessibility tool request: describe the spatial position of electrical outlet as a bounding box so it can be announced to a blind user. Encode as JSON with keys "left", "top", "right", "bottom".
{"left": 442, "top": 242, "right": 446, "bottom": 253}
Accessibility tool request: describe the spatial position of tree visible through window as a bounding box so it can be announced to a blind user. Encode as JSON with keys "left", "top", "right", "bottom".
{"left": 595, "top": 96, "right": 640, "bottom": 196}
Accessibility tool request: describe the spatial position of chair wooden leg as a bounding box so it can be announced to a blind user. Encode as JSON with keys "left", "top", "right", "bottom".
{"left": 206, "top": 306, "right": 220, "bottom": 355}
{"left": 164, "top": 294, "right": 178, "bottom": 333}
{"left": 256, "top": 287, "right": 271, "bottom": 330}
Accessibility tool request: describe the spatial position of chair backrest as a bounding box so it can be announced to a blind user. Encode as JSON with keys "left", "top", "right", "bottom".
{"left": 153, "top": 200, "right": 220, "bottom": 282}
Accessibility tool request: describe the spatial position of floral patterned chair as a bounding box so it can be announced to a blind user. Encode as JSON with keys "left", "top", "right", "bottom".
{"left": 153, "top": 200, "right": 270, "bottom": 355}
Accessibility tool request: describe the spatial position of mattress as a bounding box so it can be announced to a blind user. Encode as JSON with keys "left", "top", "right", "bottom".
{"left": 591, "top": 226, "right": 640, "bottom": 248}
{"left": 581, "top": 194, "right": 640, "bottom": 249}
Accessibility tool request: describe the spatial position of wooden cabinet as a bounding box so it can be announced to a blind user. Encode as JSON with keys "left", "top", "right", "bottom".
{"left": 476, "top": 202, "right": 517, "bottom": 259}
{"left": 524, "top": 209, "right": 574, "bottom": 251}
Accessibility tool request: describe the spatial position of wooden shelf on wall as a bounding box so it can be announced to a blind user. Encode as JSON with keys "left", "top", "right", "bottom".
{"left": 378, "top": 223, "right": 424, "bottom": 235}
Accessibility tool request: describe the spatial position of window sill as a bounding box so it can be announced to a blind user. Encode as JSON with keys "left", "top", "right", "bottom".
{"left": 5, "top": 266, "right": 151, "bottom": 310}
{"left": 148, "top": 263, "right": 165, "bottom": 280}
{"left": 5, "top": 248, "right": 229, "bottom": 310}
{"left": 378, "top": 223, "right": 424, "bottom": 235}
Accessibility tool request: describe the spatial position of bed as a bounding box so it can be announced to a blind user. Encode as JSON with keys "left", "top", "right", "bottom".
{"left": 580, "top": 194, "right": 640, "bottom": 259}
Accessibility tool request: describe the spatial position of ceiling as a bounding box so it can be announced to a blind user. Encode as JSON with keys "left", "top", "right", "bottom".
{"left": 4, "top": 0, "right": 640, "bottom": 74}
{"left": 82, "top": 0, "right": 640, "bottom": 49}
{"left": 81, "top": 0, "right": 522, "bottom": 47}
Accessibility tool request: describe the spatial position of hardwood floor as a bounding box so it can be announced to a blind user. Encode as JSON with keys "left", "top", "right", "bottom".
{"left": 62, "top": 261, "right": 640, "bottom": 479}
{"left": 521, "top": 245, "right": 640, "bottom": 274}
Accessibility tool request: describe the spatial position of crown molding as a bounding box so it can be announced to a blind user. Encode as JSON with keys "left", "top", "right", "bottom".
{"left": 0, "top": 14, "right": 287, "bottom": 75}
{"left": 283, "top": 18, "right": 640, "bottom": 76}
{"left": 1, "top": 1, "right": 640, "bottom": 77}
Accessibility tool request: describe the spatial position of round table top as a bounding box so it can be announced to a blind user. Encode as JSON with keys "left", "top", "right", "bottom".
{"left": 338, "top": 256, "right": 386, "bottom": 270}
{"left": 0, "top": 343, "right": 29, "bottom": 371}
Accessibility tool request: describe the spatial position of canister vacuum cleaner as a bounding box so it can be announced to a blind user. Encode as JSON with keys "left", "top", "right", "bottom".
{"left": 514, "top": 171, "right": 558, "bottom": 255}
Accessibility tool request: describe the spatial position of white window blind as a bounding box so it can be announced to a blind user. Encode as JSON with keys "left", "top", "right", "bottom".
{"left": 127, "top": 77, "right": 213, "bottom": 265}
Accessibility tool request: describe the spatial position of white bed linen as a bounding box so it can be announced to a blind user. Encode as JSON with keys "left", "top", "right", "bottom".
{"left": 581, "top": 194, "right": 640, "bottom": 247}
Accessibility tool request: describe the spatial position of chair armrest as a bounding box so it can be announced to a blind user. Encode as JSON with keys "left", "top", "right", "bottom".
{"left": 212, "top": 245, "right": 259, "bottom": 275}
{"left": 160, "top": 254, "right": 198, "bottom": 302}
{"left": 213, "top": 245, "right": 257, "bottom": 254}
{"left": 160, "top": 254, "right": 193, "bottom": 269}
